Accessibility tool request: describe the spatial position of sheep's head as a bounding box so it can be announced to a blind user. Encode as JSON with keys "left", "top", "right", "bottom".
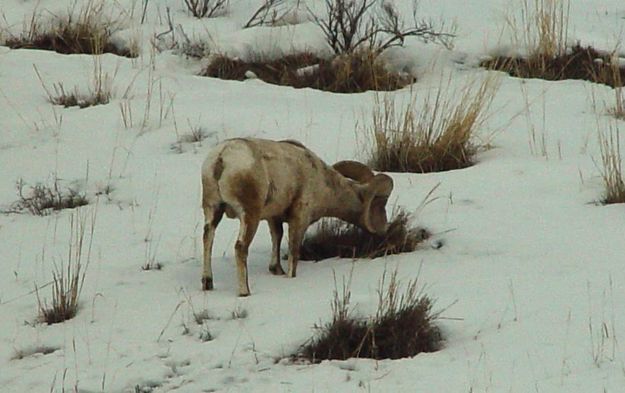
{"left": 333, "top": 161, "right": 394, "bottom": 235}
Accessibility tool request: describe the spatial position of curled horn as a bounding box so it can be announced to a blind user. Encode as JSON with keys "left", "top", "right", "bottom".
{"left": 371, "top": 174, "right": 393, "bottom": 197}
{"left": 332, "top": 160, "right": 374, "bottom": 183}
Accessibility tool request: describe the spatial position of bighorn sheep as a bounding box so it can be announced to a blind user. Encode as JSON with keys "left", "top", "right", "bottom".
{"left": 201, "top": 138, "right": 394, "bottom": 296}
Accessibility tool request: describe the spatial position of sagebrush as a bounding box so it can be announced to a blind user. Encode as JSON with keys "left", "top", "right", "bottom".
{"left": 5, "top": 178, "right": 88, "bottom": 216}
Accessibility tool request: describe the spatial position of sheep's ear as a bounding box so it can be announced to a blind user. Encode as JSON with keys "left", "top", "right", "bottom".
{"left": 362, "top": 174, "right": 393, "bottom": 235}
{"left": 333, "top": 160, "right": 374, "bottom": 182}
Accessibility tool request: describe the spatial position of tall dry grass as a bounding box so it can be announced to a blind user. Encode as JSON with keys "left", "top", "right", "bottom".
{"left": 597, "top": 124, "right": 625, "bottom": 204}
{"left": 3, "top": 0, "right": 135, "bottom": 57}
{"left": 367, "top": 75, "right": 499, "bottom": 173}
{"left": 36, "top": 208, "right": 96, "bottom": 324}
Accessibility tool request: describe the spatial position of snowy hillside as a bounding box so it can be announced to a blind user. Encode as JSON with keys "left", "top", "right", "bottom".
{"left": 1, "top": 0, "right": 625, "bottom": 392}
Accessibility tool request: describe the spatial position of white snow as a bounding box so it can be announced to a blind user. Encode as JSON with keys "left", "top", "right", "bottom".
{"left": 1, "top": 0, "right": 625, "bottom": 392}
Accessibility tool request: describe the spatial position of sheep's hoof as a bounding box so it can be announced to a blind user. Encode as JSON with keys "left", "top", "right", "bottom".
{"left": 202, "top": 277, "right": 213, "bottom": 291}
{"left": 269, "top": 264, "right": 285, "bottom": 275}
{"left": 238, "top": 291, "right": 250, "bottom": 297}
{"left": 287, "top": 270, "right": 297, "bottom": 278}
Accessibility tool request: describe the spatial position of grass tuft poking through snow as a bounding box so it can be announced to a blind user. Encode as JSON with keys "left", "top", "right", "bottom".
{"left": 367, "top": 76, "right": 498, "bottom": 173}
{"left": 202, "top": 50, "right": 412, "bottom": 93}
{"left": 299, "top": 208, "right": 429, "bottom": 261}
{"left": 298, "top": 268, "right": 441, "bottom": 362}
{"left": 597, "top": 125, "right": 625, "bottom": 204}
{"left": 36, "top": 209, "right": 96, "bottom": 325}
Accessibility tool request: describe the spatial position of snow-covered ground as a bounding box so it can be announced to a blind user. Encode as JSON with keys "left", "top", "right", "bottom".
{"left": 1, "top": 0, "right": 625, "bottom": 392}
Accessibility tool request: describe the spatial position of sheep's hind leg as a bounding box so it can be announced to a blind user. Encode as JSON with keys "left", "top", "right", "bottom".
{"left": 235, "top": 213, "right": 260, "bottom": 296}
{"left": 202, "top": 205, "right": 224, "bottom": 291}
{"left": 267, "top": 218, "right": 285, "bottom": 275}
{"left": 286, "top": 220, "right": 306, "bottom": 278}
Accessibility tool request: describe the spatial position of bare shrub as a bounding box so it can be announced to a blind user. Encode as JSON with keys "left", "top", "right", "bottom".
{"left": 4, "top": 1, "right": 135, "bottom": 57}
{"left": 202, "top": 50, "right": 412, "bottom": 93}
{"left": 299, "top": 207, "right": 429, "bottom": 261}
{"left": 597, "top": 124, "right": 625, "bottom": 204}
{"left": 5, "top": 178, "right": 88, "bottom": 216}
{"left": 298, "top": 269, "right": 441, "bottom": 362}
{"left": 243, "top": 0, "right": 289, "bottom": 28}
{"left": 183, "top": 0, "right": 228, "bottom": 18}
{"left": 367, "top": 75, "right": 499, "bottom": 173}
{"left": 36, "top": 209, "right": 96, "bottom": 325}
{"left": 308, "top": 0, "right": 454, "bottom": 55}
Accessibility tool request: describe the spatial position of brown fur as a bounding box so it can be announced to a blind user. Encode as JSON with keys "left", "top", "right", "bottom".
{"left": 212, "top": 157, "right": 224, "bottom": 181}
{"left": 231, "top": 172, "right": 262, "bottom": 212}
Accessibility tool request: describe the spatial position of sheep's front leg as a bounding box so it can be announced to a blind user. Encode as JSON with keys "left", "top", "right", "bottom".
{"left": 267, "top": 218, "right": 285, "bottom": 275}
{"left": 202, "top": 206, "right": 224, "bottom": 290}
{"left": 286, "top": 220, "right": 306, "bottom": 278}
{"left": 235, "top": 213, "right": 260, "bottom": 296}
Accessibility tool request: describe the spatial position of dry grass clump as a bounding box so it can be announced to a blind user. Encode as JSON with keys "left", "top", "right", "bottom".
{"left": 201, "top": 50, "right": 412, "bottom": 93}
{"left": 33, "top": 57, "right": 113, "bottom": 109}
{"left": 367, "top": 76, "right": 498, "bottom": 173}
{"left": 299, "top": 208, "right": 429, "bottom": 261}
{"left": 607, "top": 57, "right": 625, "bottom": 119}
{"left": 36, "top": 210, "right": 95, "bottom": 325}
{"left": 597, "top": 125, "right": 625, "bottom": 204}
{"left": 5, "top": 178, "right": 88, "bottom": 216}
{"left": 37, "top": 261, "right": 83, "bottom": 324}
{"left": 298, "top": 269, "right": 441, "bottom": 362}
{"left": 482, "top": 0, "right": 625, "bottom": 87}
{"left": 483, "top": 45, "right": 625, "bottom": 88}
{"left": 42, "top": 81, "right": 111, "bottom": 108}
{"left": 4, "top": 1, "right": 135, "bottom": 57}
